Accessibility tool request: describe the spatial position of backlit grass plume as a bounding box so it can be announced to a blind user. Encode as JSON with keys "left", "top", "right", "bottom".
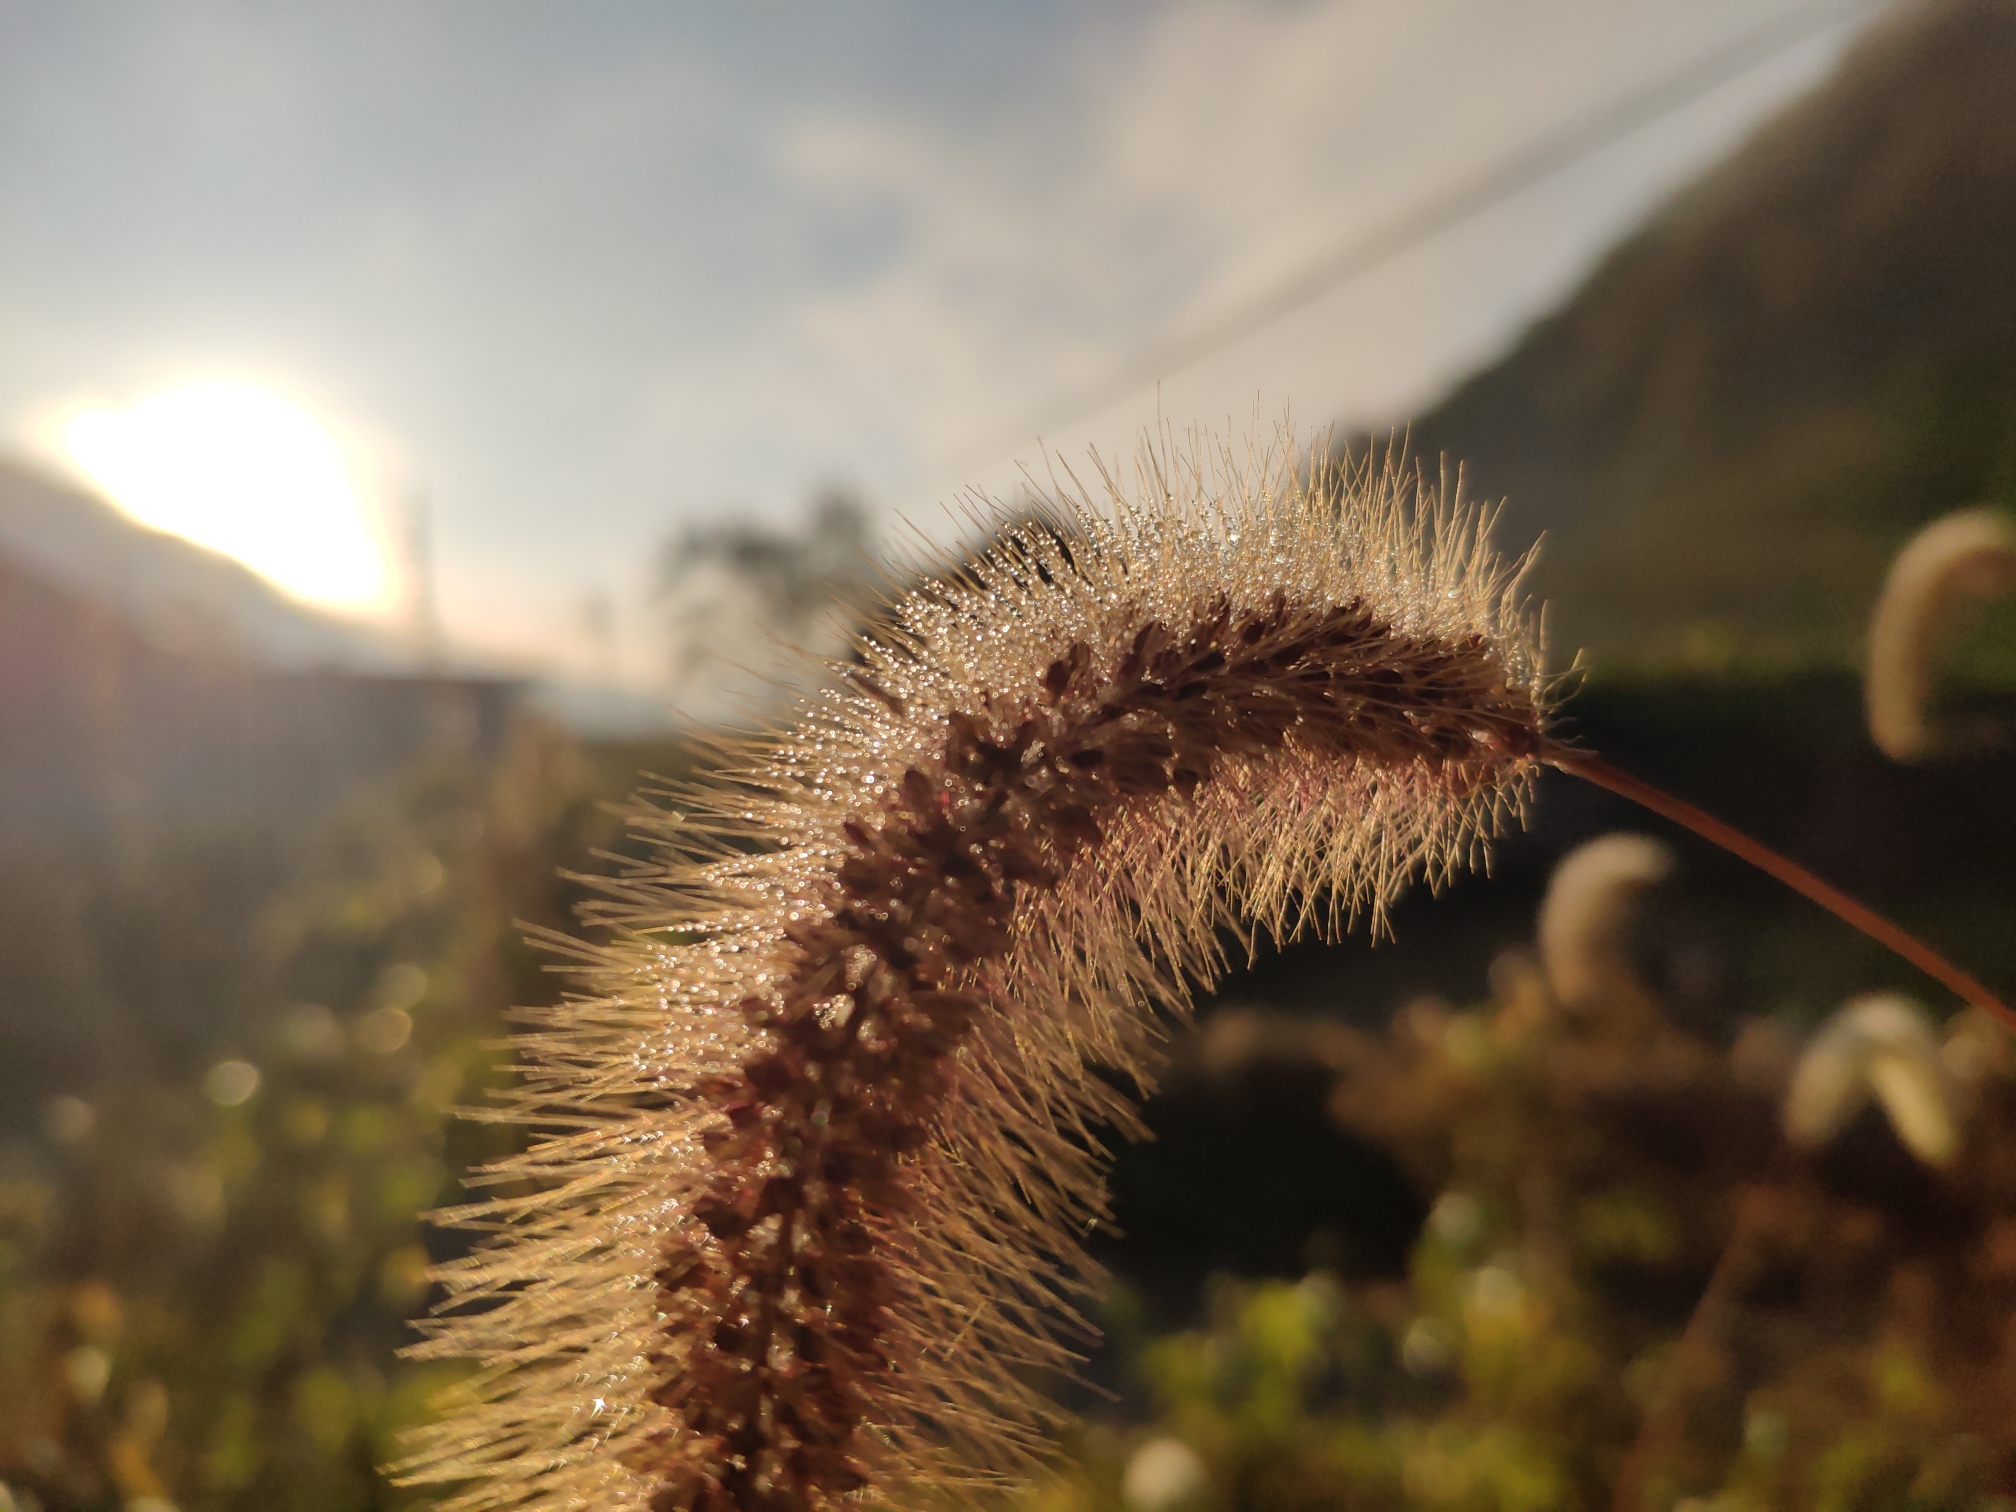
{"left": 1535, "top": 832, "right": 1674, "bottom": 1015}
{"left": 401, "top": 424, "right": 1553, "bottom": 1510}
{"left": 1784, "top": 992, "right": 1959, "bottom": 1168}
{"left": 403, "top": 422, "right": 2015, "bottom": 1512}
{"left": 1866, "top": 505, "right": 2016, "bottom": 762}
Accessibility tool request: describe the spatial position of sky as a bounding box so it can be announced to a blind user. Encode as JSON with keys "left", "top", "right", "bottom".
{"left": 0, "top": 0, "right": 1886, "bottom": 692}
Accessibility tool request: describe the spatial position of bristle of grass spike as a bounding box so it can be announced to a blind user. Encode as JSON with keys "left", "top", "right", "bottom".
{"left": 397, "top": 421, "right": 1554, "bottom": 1511}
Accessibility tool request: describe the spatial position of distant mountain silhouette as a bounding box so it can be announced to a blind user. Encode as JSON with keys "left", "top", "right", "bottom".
{"left": 0, "top": 456, "right": 536, "bottom": 846}
{"left": 0, "top": 455, "right": 676, "bottom": 745}
{"left": 1383, "top": 0, "right": 2016, "bottom": 674}
{"left": 0, "top": 456, "right": 415, "bottom": 672}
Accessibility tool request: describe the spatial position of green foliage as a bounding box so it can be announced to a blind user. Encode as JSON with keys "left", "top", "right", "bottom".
{"left": 1009, "top": 952, "right": 2016, "bottom": 1512}
{"left": 0, "top": 723, "right": 688, "bottom": 1512}
{"left": 4, "top": 674, "right": 2013, "bottom": 1511}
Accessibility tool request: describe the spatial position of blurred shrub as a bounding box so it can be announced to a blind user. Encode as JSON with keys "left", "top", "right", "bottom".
{"left": 7, "top": 684, "right": 2015, "bottom": 1510}
{"left": 1011, "top": 944, "right": 2016, "bottom": 1512}
{"left": 0, "top": 721, "right": 688, "bottom": 1512}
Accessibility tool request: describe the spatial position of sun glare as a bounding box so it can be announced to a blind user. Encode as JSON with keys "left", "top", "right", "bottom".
{"left": 62, "top": 383, "right": 394, "bottom": 613}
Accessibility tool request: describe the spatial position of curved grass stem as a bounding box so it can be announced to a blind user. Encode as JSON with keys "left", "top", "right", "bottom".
{"left": 1543, "top": 745, "right": 2013, "bottom": 1030}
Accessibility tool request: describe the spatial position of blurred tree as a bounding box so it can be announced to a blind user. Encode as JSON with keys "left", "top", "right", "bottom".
{"left": 653, "top": 488, "right": 875, "bottom": 697}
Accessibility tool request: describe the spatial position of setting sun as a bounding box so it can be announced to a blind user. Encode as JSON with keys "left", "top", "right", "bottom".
{"left": 62, "top": 383, "right": 394, "bottom": 613}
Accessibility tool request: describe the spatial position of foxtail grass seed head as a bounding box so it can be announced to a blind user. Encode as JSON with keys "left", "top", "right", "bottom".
{"left": 399, "top": 423, "right": 1553, "bottom": 1511}
{"left": 1866, "top": 506, "right": 2016, "bottom": 762}
{"left": 1535, "top": 833, "right": 1674, "bottom": 1014}
{"left": 1784, "top": 993, "right": 1959, "bottom": 1168}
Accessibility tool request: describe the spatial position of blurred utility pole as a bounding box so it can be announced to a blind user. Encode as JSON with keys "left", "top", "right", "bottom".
{"left": 580, "top": 584, "right": 619, "bottom": 684}
{"left": 404, "top": 488, "right": 444, "bottom": 668}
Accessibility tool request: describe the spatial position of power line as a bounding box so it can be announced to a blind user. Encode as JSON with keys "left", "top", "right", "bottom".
{"left": 952, "top": 0, "right": 1885, "bottom": 474}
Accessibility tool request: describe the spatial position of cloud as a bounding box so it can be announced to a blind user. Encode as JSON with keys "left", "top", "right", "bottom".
{"left": 638, "top": 0, "right": 1867, "bottom": 513}
{"left": 0, "top": 0, "right": 1873, "bottom": 683}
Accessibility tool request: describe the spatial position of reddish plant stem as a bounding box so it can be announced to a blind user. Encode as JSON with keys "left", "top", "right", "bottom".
{"left": 1544, "top": 746, "right": 2014, "bottom": 1031}
{"left": 1608, "top": 1155, "right": 1791, "bottom": 1512}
